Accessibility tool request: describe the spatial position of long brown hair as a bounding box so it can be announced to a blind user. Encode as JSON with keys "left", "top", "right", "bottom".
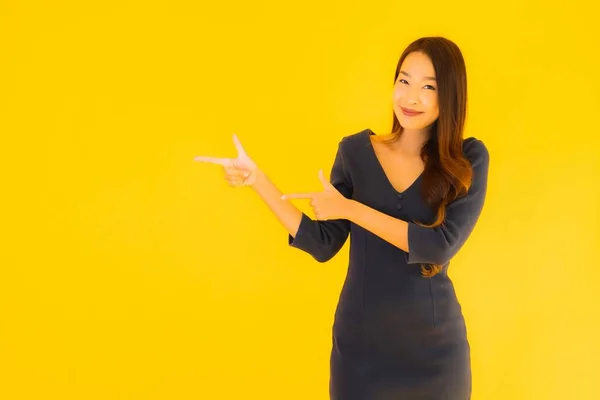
{"left": 387, "top": 37, "right": 473, "bottom": 277}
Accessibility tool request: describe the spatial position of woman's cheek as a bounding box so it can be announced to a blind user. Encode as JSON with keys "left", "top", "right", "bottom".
{"left": 420, "top": 91, "right": 437, "bottom": 106}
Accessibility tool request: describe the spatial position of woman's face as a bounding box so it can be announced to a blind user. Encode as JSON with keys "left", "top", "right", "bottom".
{"left": 392, "top": 51, "right": 439, "bottom": 131}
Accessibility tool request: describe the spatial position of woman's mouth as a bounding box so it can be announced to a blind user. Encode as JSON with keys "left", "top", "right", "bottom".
{"left": 401, "top": 107, "right": 424, "bottom": 117}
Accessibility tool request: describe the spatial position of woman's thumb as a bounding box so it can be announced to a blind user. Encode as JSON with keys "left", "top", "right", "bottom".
{"left": 318, "top": 169, "right": 332, "bottom": 189}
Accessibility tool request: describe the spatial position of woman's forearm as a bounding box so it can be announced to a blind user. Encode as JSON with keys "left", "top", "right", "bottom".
{"left": 346, "top": 199, "right": 410, "bottom": 252}
{"left": 250, "top": 169, "right": 304, "bottom": 238}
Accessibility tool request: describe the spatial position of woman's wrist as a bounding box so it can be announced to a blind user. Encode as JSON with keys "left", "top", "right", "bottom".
{"left": 249, "top": 168, "right": 267, "bottom": 190}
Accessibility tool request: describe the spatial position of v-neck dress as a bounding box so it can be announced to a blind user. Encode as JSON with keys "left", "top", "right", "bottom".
{"left": 288, "top": 128, "right": 490, "bottom": 400}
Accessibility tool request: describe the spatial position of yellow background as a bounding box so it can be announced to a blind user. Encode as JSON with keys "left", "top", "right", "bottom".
{"left": 1, "top": 0, "right": 599, "bottom": 399}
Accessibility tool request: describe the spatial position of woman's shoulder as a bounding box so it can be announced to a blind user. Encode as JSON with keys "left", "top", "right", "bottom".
{"left": 337, "top": 128, "right": 372, "bottom": 152}
{"left": 335, "top": 130, "right": 489, "bottom": 165}
{"left": 463, "top": 137, "right": 489, "bottom": 166}
{"left": 340, "top": 128, "right": 371, "bottom": 143}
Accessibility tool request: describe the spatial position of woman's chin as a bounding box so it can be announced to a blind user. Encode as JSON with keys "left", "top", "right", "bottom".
{"left": 397, "top": 116, "right": 436, "bottom": 132}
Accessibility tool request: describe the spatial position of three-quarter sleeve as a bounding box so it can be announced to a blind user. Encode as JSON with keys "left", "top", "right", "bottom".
{"left": 406, "top": 139, "right": 490, "bottom": 266}
{"left": 288, "top": 140, "right": 353, "bottom": 263}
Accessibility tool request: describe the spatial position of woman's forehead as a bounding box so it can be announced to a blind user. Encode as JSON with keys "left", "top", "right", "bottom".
{"left": 400, "top": 52, "right": 436, "bottom": 79}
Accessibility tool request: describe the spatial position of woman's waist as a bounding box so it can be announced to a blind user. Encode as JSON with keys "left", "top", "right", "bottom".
{"left": 337, "top": 279, "right": 463, "bottom": 320}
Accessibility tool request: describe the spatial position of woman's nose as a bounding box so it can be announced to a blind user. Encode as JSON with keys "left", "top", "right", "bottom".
{"left": 406, "top": 90, "right": 420, "bottom": 104}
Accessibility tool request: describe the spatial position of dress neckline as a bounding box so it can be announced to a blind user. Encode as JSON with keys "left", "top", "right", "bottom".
{"left": 363, "top": 129, "right": 424, "bottom": 195}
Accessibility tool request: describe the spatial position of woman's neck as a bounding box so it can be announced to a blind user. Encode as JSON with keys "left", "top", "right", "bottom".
{"left": 390, "top": 128, "right": 431, "bottom": 156}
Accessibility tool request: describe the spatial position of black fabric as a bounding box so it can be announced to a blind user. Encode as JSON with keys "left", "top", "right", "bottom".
{"left": 289, "top": 129, "right": 489, "bottom": 400}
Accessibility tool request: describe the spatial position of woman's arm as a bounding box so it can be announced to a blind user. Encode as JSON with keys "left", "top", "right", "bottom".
{"left": 251, "top": 143, "right": 353, "bottom": 263}
{"left": 345, "top": 139, "right": 490, "bottom": 266}
{"left": 251, "top": 167, "right": 351, "bottom": 263}
{"left": 250, "top": 169, "right": 304, "bottom": 237}
{"left": 345, "top": 200, "right": 410, "bottom": 251}
{"left": 195, "top": 134, "right": 350, "bottom": 263}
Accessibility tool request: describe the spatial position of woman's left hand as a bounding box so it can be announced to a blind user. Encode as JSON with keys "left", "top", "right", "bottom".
{"left": 281, "top": 170, "right": 352, "bottom": 220}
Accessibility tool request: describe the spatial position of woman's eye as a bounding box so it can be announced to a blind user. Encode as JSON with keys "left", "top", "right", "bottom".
{"left": 398, "top": 79, "right": 435, "bottom": 90}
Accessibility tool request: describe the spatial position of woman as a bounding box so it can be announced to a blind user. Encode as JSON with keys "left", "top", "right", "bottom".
{"left": 195, "top": 36, "right": 489, "bottom": 400}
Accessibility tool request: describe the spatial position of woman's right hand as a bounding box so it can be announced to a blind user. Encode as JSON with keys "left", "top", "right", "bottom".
{"left": 194, "top": 134, "right": 260, "bottom": 187}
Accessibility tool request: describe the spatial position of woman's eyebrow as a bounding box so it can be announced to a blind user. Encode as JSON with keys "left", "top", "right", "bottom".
{"left": 399, "top": 70, "right": 437, "bottom": 81}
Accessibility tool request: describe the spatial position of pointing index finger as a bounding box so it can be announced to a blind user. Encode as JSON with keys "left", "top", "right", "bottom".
{"left": 193, "top": 156, "right": 234, "bottom": 167}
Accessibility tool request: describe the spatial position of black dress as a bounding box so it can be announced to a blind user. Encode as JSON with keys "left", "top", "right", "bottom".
{"left": 288, "top": 129, "right": 489, "bottom": 400}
